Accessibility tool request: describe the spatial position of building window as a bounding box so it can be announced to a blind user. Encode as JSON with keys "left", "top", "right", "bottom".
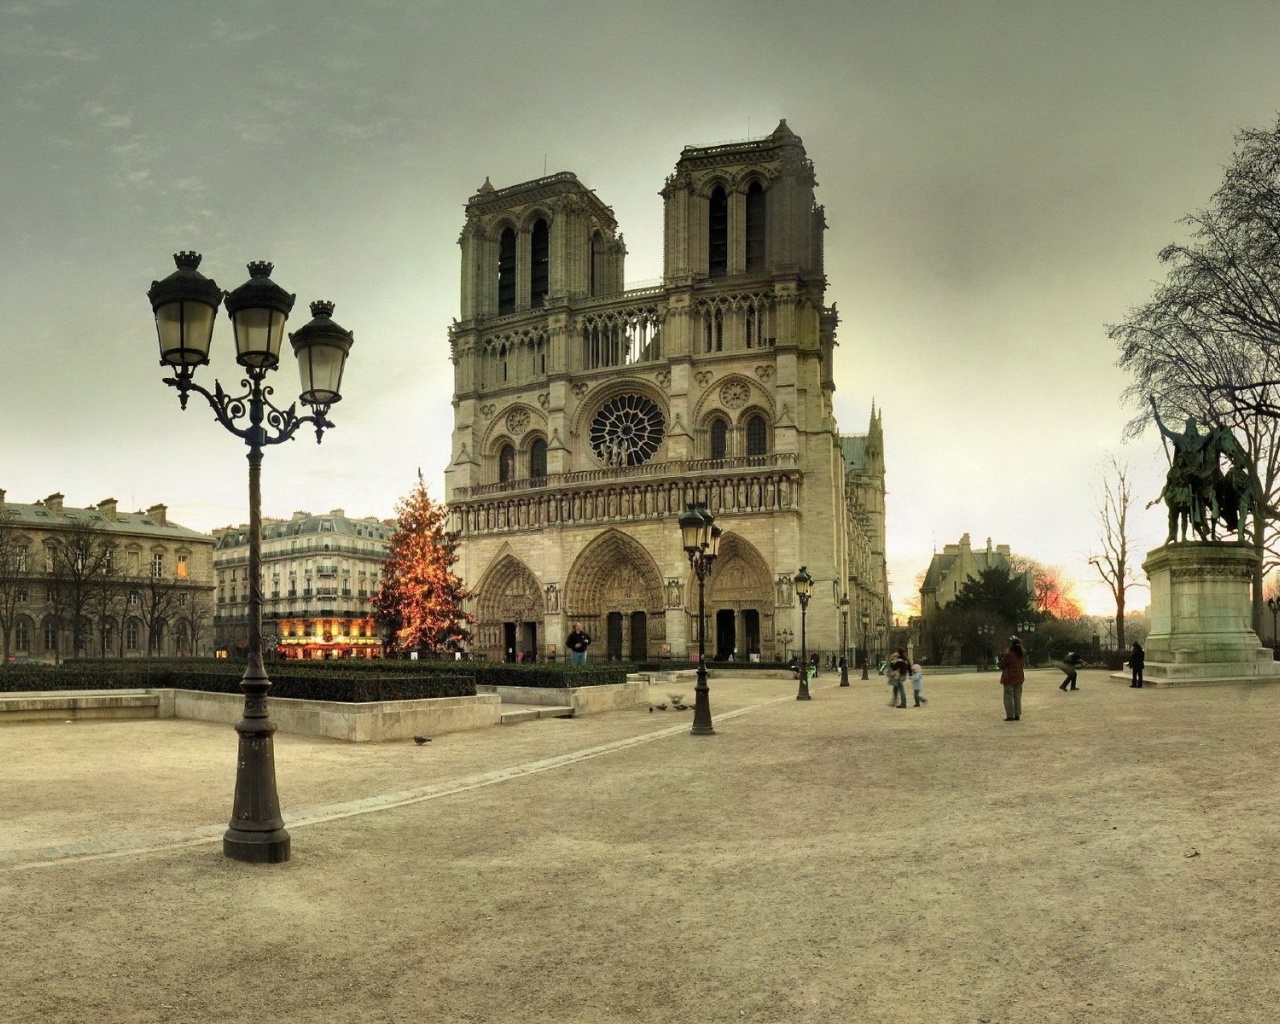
{"left": 530, "top": 438, "right": 548, "bottom": 480}
{"left": 14, "top": 550, "right": 27, "bottom": 572}
{"left": 16, "top": 587, "right": 27, "bottom": 604}
{"left": 589, "top": 394, "right": 666, "bottom": 468}
{"left": 498, "top": 227, "right": 516, "bottom": 314}
{"left": 152, "top": 553, "right": 164, "bottom": 578}
{"left": 530, "top": 218, "right": 549, "bottom": 308}
{"left": 704, "top": 308, "right": 723, "bottom": 353}
{"left": 746, "top": 414, "right": 768, "bottom": 457}
{"left": 127, "top": 590, "right": 140, "bottom": 607}
{"left": 708, "top": 186, "right": 728, "bottom": 278}
{"left": 176, "top": 554, "right": 188, "bottom": 580}
{"left": 44, "top": 621, "right": 58, "bottom": 652}
{"left": 126, "top": 621, "right": 139, "bottom": 651}
{"left": 101, "top": 622, "right": 113, "bottom": 653}
{"left": 745, "top": 180, "right": 766, "bottom": 272}
{"left": 499, "top": 444, "right": 516, "bottom": 483}
{"left": 589, "top": 231, "right": 601, "bottom": 296}
{"left": 710, "top": 419, "right": 729, "bottom": 460}
{"left": 15, "top": 622, "right": 29, "bottom": 651}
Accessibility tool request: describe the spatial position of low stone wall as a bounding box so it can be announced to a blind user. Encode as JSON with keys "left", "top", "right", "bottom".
{"left": 478, "top": 680, "right": 649, "bottom": 714}
{"left": 169, "top": 690, "right": 502, "bottom": 741}
{"left": 0, "top": 688, "right": 503, "bottom": 741}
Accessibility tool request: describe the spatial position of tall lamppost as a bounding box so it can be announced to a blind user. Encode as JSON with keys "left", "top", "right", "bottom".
{"left": 876, "top": 616, "right": 886, "bottom": 667}
{"left": 679, "top": 502, "right": 721, "bottom": 735}
{"left": 839, "top": 594, "right": 851, "bottom": 686}
{"left": 794, "top": 565, "right": 813, "bottom": 700}
{"left": 147, "top": 252, "right": 354, "bottom": 864}
{"left": 861, "top": 609, "right": 871, "bottom": 680}
{"left": 1268, "top": 597, "right": 1279, "bottom": 659}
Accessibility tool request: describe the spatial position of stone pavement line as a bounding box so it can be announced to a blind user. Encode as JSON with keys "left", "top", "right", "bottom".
{"left": 3, "top": 683, "right": 822, "bottom": 872}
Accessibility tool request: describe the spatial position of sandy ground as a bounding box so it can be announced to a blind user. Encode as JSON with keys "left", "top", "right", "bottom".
{"left": 2, "top": 668, "right": 1278, "bottom": 1024}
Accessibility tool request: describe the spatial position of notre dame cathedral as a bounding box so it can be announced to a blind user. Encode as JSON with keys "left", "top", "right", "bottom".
{"left": 444, "top": 120, "right": 891, "bottom": 663}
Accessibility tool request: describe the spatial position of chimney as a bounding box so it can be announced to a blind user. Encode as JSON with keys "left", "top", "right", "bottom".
{"left": 959, "top": 533, "right": 971, "bottom": 550}
{"left": 0, "top": 488, "right": 5, "bottom": 509}
{"left": 97, "top": 498, "right": 118, "bottom": 521}
{"left": 146, "top": 503, "right": 168, "bottom": 526}
{"left": 293, "top": 510, "right": 311, "bottom": 521}
{"left": 329, "top": 508, "right": 345, "bottom": 517}
{"left": 44, "top": 493, "right": 64, "bottom": 515}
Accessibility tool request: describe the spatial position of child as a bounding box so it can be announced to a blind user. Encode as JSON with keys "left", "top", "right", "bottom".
{"left": 910, "top": 663, "right": 927, "bottom": 707}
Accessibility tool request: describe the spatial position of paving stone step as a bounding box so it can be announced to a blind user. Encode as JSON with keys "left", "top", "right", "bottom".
{"left": 499, "top": 703, "right": 575, "bottom": 725}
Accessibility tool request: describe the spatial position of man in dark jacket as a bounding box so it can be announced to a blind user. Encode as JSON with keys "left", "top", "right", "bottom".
{"left": 1059, "top": 651, "right": 1086, "bottom": 691}
{"left": 566, "top": 622, "right": 591, "bottom": 666}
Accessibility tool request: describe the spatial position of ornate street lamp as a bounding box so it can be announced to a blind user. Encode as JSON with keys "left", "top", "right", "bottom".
{"left": 876, "top": 616, "right": 886, "bottom": 667}
{"left": 148, "top": 252, "right": 354, "bottom": 864}
{"left": 861, "top": 609, "right": 871, "bottom": 680}
{"left": 839, "top": 593, "right": 851, "bottom": 686}
{"left": 794, "top": 566, "right": 813, "bottom": 700}
{"left": 679, "top": 502, "right": 720, "bottom": 735}
{"left": 1269, "top": 597, "right": 1279, "bottom": 659}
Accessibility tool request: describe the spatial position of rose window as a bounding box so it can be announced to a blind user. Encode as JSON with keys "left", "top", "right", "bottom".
{"left": 589, "top": 394, "right": 665, "bottom": 467}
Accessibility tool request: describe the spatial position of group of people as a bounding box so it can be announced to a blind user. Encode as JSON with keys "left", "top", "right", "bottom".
{"left": 883, "top": 650, "right": 926, "bottom": 708}
{"left": 996, "top": 638, "right": 1147, "bottom": 721}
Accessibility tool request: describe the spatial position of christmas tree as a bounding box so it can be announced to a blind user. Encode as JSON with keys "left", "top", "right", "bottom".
{"left": 373, "top": 472, "right": 473, "bottom": 655}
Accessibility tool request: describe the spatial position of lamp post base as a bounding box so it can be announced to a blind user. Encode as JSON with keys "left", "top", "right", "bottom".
{"left": 691, "top": 666, "right": 715, "bottom": 735}
{"left": 796, "top": 680, "right": 811, "bottom": 700}
{"left": 840, "top": 664, "right": 850, "bottom": 687}
{"left": 224, "top": 828, "right": 291, "bottom": 863}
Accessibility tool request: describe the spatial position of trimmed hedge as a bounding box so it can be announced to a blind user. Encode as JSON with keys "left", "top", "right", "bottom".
{"left": 0, "top": 662, "right": 474, "bottom": 701}
{"left": 470, "top": 663, "right": 630, "bottom": 688}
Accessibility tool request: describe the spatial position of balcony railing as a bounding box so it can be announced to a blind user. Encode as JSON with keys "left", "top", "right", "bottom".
{"left": 452, "top": 452, "right": 797, "bottom": 500}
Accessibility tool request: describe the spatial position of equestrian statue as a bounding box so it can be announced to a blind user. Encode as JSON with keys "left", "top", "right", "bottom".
{"left": 1149, "top": 397, "right": 1259, "bottom": 544}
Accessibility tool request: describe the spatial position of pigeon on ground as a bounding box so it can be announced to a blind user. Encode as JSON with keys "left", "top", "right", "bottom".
{"left": 413, "top": 735, "right": 431, "bottom": 745}
{"left": 655, "top": 703, "right": 667, "bottom": 711}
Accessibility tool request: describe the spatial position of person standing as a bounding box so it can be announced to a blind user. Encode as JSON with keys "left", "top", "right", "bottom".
{"left": 999, "top": 637, "right": 1026, "bottom": 721}
{"left": 566, "top": 622, "right": 591, "bottom": 667}
{"left": 1129, "top": 643, "right": 1146, "bottom": 688}
{"left": 1059, "top": 651, "right": 1086, "bottom": 691}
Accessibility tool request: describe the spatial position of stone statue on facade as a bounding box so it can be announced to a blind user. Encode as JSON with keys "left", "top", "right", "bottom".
{"left": 1149, "top": 397, "right": 1258, "bottom": 543}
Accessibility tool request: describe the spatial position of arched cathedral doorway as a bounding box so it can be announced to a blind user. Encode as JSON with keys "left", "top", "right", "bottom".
{"left": 565, "top": 530, "right": 666, "bottom": 661}
{"left": 700, "top": 533, "right": 774, "bottom": 661}
{"left": 473, "top": 554, "right": 545, "bottom": 662}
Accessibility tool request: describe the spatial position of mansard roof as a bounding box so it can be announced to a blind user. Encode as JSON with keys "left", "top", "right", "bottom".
{"left": 213, "top": 510, "right": 395, "bottom": 550}
{"left": 1, "top": 499, "right": 209, "bottom": 543}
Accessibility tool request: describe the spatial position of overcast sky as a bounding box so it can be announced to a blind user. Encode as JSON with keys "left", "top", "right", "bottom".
{"left": 4, "top": 0, "right": 1279, "bottom": 618}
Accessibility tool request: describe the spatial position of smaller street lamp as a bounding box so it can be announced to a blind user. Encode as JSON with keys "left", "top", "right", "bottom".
{"left": 860, "top": 609, "right": 871, "bottom": 680}
{"left": 794, "top": 566, "right": 813, "bottom": 700}
{"left": 976, "top": 624, "right": 995, "bottom": 669}
{"left": 1268, "top": 597, "right": 1279, "bottom": 659}
{"left": 839, "top": 594, "right": 851, "bottom": 687}
{"left": 1017, "top": 620, "right": 1036, "bottom": 666}
{"left": 776, "top": 628, "right": 794, "bottom": 662}
{"left": 679, "top": 502, "right": 721, "bottom": 735}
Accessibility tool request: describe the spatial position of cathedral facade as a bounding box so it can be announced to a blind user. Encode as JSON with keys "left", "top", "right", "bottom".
{"left": 444, "top": 121, "right": 890, "bottom": 663}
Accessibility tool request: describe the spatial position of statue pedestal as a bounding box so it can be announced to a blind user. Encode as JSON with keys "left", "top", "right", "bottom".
{"left": 1137, "top": 542, "right": 1280, "bottom": 686}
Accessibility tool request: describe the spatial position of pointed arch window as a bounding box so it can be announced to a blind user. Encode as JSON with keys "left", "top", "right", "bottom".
{"left": 710, "top": 419, "right": 729, "bottom": 460}
{"left": 590, "top": 232, "right": 601, "bottom": 296}
{"left": 498, "top": 444, "right": 516, "bottom": 483}
{"left": 498, "top": 228, "right": 516, "bottom": 314}
{"left": 745, "top": 181, "right": 766, "bottom": 272}
{"left": 708, "top": 186, "right": 728, "bottom": 278}
{"left": 746, "top": 414, "right": 768, "bottom": 457}
{"left": 530, "top": 218, "right": 549, "bottom": 308}
{"left": 530, "top": 437, "right": 548, "bottom": 481}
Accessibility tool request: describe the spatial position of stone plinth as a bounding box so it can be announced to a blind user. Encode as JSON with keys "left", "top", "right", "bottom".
{"left": 1140, "top": 542, "right": 1280, "bottom": 685}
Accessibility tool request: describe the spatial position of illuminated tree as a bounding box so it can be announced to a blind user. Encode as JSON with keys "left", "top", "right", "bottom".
{"left": 374, "top": 473, "right": 473, "bottom": 655}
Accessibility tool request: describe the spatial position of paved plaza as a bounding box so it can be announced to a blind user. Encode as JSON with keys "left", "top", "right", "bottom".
{"left": 3, "top": 670, "right": 1278, "bottom": 1023}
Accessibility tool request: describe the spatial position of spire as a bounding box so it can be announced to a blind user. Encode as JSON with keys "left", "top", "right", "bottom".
{"left": 477, "top": 176, "right": 495, "bottom": 194}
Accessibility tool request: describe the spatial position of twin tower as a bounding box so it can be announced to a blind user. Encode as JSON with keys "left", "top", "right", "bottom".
{"left": 444, "top": 121, "right": 889, "bottom": 665}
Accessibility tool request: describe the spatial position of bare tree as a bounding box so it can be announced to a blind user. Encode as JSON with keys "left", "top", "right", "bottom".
{"left": 46, "top": 524, "right": 118, "bottom": 662}
{"left": 172, "top": 591, "right": 213, "bottom": 657}
{"left": 0, "top": 520, "right": 33, "bottom": 663}
{"left": 1090, "top": 456, "right": 1142, "bottom": 653}
{"left": 1110, "top": 117, "right": 1280, "bottom": 629}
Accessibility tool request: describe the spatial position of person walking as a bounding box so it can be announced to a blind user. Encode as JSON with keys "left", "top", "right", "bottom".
{"left": 910, "top": 662, "right": 927, "bottom": 707}
{"left": 1059, "top": 651, "right": 1086, "bottom": 691}
{"left": 888, "top": 648, "right": 910, "bottom": 709}
{"left": 566, "top": 622, "right": 592, "bottom": 667}
{"left": 1129, "top": 642, "right": 1146, "bottom": 688}
{"left": 999, "top": 637, "right": 1026, "bottom": 721}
